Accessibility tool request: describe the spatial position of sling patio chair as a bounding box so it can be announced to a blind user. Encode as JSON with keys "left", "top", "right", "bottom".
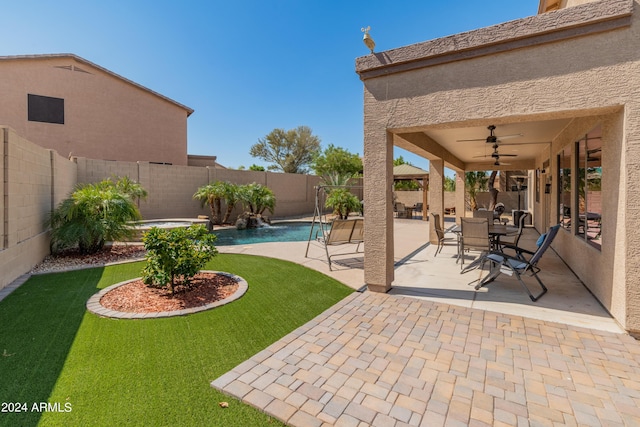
{"left": 497, "top": 211, "right": 529, "bottom": 251}
{"left": 458, "top": 217, "right": 491, "bottom": 272}
{"left": 317, "top": 218, "right": 364, "bottom": 270}
{"left": 430, "top": 212, "right": 446, "bottom": 256}
{"left": 474, "top": 224, "right": 561, "bottom": 301}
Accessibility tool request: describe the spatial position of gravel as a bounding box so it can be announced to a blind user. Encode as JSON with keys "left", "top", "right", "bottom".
{"left": 30, "top": 243, "right": 147, "bottom": 274}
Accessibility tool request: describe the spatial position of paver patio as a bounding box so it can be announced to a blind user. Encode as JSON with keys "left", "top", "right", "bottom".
{"left": 212, "top": 290, "right": 640, "bottom": 426}
{"left": 214, "top": 218, "right": 639, "bottom": 426}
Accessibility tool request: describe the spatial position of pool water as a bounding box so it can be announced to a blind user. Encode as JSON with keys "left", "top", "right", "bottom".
{"left": 213, "top": 222, "right": 319, "bottom": 245}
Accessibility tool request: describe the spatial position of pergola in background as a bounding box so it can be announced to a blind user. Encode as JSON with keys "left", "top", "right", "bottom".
{"left": 393, "top": 164, "right": 428, "bottom": 220}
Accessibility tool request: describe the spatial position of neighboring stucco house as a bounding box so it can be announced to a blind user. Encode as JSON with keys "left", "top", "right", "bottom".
{"left": 0, "top": 54, "right": 194, "bottom": 165}
{"left": 357, "top": 0, "right": 640, "bottom": 334}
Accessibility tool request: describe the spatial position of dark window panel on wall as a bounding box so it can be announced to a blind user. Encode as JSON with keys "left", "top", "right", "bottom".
{"left": 27, "top": 94, "right": 65, "bottom": 124}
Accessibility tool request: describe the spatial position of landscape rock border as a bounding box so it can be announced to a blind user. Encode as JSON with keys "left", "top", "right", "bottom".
{"left": 86, "top": 271, "right": 248, "bottom": 319}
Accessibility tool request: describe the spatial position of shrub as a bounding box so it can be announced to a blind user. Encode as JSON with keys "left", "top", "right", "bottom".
{"left": 325, "top": 188, "right": 361, "bottom": 219}
{"left": 141, "top": 225, "right": 218, "bottom": 294}
{"left": 238, "top": 183, "right": 276, "bottom": 215}
{"left": 48, "top": 177, "right": 145, "bottom": 254}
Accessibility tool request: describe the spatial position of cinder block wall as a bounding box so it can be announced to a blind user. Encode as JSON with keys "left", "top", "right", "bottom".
{"left": 1, "top": 128, "right": 359, "bottom": 291}
{"left": 75, "top": 157, "right": 341, "bottom": 220}
{"left": 0, "top": 127, "right": 76, "bottom": 290}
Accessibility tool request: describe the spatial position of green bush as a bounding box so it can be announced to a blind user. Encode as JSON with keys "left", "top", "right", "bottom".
{"left": 48, "top": 177, "right": 146, "bottom": 254}
{"left": 325, "top": 188, "right": 361, "bottom": 219}
{"left": 141, "top": 225, "right": 218, "bottom": 294}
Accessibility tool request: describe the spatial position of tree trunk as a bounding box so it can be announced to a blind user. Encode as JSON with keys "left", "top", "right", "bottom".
{"left": 488, "top": 171, "right": 499, "bottom": 211}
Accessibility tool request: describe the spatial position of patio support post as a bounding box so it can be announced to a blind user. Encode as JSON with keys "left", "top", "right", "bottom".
{"left": 429, "top": 159, "right": 444, "bottom": 244}
{"left": 455, "top": 172, "right": 465, "bottom": 225}
{"left": 364, "top": 130, "right": 394, "bottom": 293}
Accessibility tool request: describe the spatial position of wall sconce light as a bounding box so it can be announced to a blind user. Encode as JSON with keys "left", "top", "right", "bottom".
{"left": 362, "top": 26, "right": 375, "bottom": 53}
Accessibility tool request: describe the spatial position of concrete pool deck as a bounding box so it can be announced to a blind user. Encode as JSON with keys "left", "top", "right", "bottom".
{"left": 212, "top": 217, "right": 640, "bottom": 426}
{"left": 216, "top": 217, "right": 622, "bottom": 334}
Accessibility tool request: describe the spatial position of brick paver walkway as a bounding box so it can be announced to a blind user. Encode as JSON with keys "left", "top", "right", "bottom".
{"left": 212, "top": 291, "right": 640, "bottom": 426}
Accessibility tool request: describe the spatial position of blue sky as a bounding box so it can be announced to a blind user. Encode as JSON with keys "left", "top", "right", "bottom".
{"left": 4, "top": 1, "right": 537, "bottom": 171}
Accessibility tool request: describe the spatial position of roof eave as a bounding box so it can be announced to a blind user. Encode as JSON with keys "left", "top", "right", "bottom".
{"left": 355, "top": 0, "right": 633, "bottom": 80}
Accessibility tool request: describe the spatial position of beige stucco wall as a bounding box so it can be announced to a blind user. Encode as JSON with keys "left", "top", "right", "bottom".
{"left": 358, "top": 0, "right": 640, "bottom": 332}
{"left": 0, "top": 55, "right": 190, "bottom": 165}
{"left": 0, "top": 127, "right": 76, "bottom": 290}
{"left": 1, "top": 128, "right": 340, "bottom": 291}
{"left": 74, "top": 157, "right": 329, "bottom": 220}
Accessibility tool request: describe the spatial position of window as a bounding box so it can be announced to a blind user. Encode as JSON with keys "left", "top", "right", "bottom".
{"left": 576, "top": 127, "right": 602, "bottom": 249}
{"left": 557, "top": 125, "right": 602, "bottom": 250}
{"left": 28, "top": 94, "right": 64, "bottom": 124}
{"left": 558, "top": 145, "right": 571, "bottom": 230}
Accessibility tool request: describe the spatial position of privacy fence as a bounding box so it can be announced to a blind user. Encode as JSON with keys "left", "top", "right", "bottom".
{"left": 0, "top": 126, "right": 361, "bottom": 290}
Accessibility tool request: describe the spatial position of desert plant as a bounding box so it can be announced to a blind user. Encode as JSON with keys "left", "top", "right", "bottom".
{"left": 325, "top": 188, "right": 361, "bottom": 219}
{"left": 193, "top": 181, "right": 227, "bottom": 225}
{"left": 220, "top": 182, "right": 240, "bottom": 224}
{"left": 141, "top": 224, "right": 218, "bottom": 294}
{"left": 48, "top": 177, "right": 145, "bottom": 254}
{"left": 238, "top": 183, "right": 276, "bottom": 215}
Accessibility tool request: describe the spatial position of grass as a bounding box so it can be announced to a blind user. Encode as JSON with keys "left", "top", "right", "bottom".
{"left": 0, "top": 254, "right": 353, "bottom": 427}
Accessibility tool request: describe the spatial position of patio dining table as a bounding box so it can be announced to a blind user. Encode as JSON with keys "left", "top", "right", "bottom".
{"left": 452, "top": 223, "right": 515, "bottom": 266}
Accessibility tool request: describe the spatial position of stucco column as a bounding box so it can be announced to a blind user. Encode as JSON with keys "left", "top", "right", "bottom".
{"left": 455, "top": 172, "right": 466, "bottom": 224}
{"left": 428, "top": 159, "right": 444, "bottom": 244}
{"left": 364, "top": 131, "right": 394, "bottom": 293}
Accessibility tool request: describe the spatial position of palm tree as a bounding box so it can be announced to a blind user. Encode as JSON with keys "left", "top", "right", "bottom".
{"left": 465, "top": 171, "right": 488, "bottom": 211}
{"left": 48, "top": 178, "right": 143, "bottom": 254}
{"left": 220, "top": 182, "right": 240, "bottom": 224}
{"left": 238, "top": 183, "right": 276, "bottom": 215}
{"left": 325, "top": 188, "right": 361, "bottom": 219}
{"left": 193, "top": 181, "right": 227, "bottom": 225}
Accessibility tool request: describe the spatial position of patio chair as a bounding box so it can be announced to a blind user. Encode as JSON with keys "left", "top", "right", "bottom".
{"left": 430, "top": 213, "right": 446, "bottom": 256}
{"left": 475, "top": 224, "right": 561, "bottom": 301}
{"left": 317, "top": 218, "right": 364, "bottom": 270}
{"left": 459, "top": 217, "right": 490, "bottom": 271}
{"left": 497, "top": 211, "right": 529, "bottom": 250}
{"left": 473, "top": 209, "right": 496, "bottom": 224}
{"left": 394, "top": 203, "right": 406, "bottom": 218}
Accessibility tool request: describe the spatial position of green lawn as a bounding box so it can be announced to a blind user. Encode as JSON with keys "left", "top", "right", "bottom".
{"left": 0, "top": 254, "right": 353, "bottom": 427}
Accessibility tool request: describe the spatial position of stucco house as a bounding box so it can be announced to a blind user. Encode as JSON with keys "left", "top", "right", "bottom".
{"left": 0, "top": 54, "right": 194, "bottom": 165}
{"left": 357, "top": 0, "right": 639, "bottom": 334}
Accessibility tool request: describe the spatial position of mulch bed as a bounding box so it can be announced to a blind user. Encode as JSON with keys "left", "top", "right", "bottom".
{"left": 100, "top": 272, "right": 239, "bottom": 313}
{"left": 30, "top": 245, "right": 240, "bottom": 313}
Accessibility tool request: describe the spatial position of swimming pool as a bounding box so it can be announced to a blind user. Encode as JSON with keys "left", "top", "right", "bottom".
{"left": 213, "top": 222, "right": 319, "bottom": 245}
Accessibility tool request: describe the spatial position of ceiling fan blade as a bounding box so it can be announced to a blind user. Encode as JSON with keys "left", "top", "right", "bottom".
{"left": 496, "top": 141, "right": 551, "bottom": 146}
{"left": 495, "top": 134, "right": 523, "bottom": 140}
{"left": 496, "top": 154, "right": 518, "bottom": 157}
{"left": 456, "top": 137, "right": 486, "bottom": 142}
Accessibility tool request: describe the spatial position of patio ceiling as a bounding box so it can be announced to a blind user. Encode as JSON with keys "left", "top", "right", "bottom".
{"left": 393, "top": 117, "right": 572, "bottom": 172}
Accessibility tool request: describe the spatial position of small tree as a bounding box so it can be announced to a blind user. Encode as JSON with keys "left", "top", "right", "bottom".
{"left": 250, "top": 126, "right": 321, "bottom": 173}
{"left": 141, "top": 225, "right": 218, "bottom": 294}
{"left": 487, "top": 170, "right": 499, "bottom": 210}
{"left": 238, "top": 183, "right": 276, "bottom": 215}
{"left": 465, "top": 171, "right": 488, "bottom": 211}
{"left": 325, "top": 188, "right": 361, "bottom": 219}
{"left": 312, "top": 144, "right": 362, "bottom": 186}
{"left": 220, "top": 182, "right": 240, "bottom": 224}
{"left": 444, "top": 176, "right": 456, "bottom": 192}
{"left": 48, "top": 177, "right": 145, "bottom": 254}
{"left": 193, "top": 181, "right": 227, "bottom": 225}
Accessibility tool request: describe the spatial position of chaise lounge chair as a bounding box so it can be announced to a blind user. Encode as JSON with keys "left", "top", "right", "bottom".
{"left": 475, "top": 224, "right": 561, "bottom": 301}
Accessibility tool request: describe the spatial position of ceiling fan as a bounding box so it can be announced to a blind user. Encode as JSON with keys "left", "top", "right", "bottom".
{"left": 457, "top": 125, "right": 522, "bottom": 144}
{"left": 473, "top": 143, "right": 517, "bottom": 166}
